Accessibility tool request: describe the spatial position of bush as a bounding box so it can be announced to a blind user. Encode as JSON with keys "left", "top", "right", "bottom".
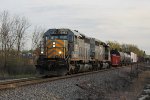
{"left": 0, "top": 55, "right": 36, "bottom": 77}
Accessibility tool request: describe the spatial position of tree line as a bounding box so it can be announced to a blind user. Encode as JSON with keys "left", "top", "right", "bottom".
{"left": 107, "top": 41, "right": 146, "bottom": 57}
{"left": 0, "top": 11, "right": 44, "bottom": 76}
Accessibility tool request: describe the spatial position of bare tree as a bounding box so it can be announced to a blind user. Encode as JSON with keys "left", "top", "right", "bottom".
{"left": 32, "top": 26, "right": 45, "bottom": 50}
{"left": 14, "top": 16, "right": 30, "bottom": 55}
{"left": 0, "top": 11, "right": 12, "bottom": 70}
{"left": 31, "top": 26, "right": 45, "bottom": 65}
{"left": 0, "top": 11, "right": 30, "bottom": 75}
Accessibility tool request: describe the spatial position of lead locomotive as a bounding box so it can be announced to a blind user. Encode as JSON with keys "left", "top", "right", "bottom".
{"left": 36, "top": 29, "right": 111, "bottom": 75}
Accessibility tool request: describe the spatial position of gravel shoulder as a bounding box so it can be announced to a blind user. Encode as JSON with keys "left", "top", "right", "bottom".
{"left": 137, "top": 65, "right": 150, "bottom": 100}
{"left": 0, "top": 64, "right": 149, "bottom": 100}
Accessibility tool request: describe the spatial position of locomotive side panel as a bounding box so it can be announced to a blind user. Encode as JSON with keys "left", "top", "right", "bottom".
{"left": 98, "top": 45, "right": 105, "bottom": 61}
{"left": 90, "top": 38, "right": 95, "bottom": 60}
{"left": 84, "top": 42, "right": 91, "bottom": 63}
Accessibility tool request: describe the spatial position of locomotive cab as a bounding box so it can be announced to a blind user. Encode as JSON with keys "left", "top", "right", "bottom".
{"left": 36, "top": 29, "right": 72, "bottom": 75}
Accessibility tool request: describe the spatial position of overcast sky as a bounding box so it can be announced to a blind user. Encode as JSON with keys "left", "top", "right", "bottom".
{"left": 0, "top": 0, "right": 150, "bottom": 54}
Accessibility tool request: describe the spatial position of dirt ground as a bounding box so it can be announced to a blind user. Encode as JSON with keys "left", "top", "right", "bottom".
{"left": 75, "top": 63, "right": 150, "bottom": 100}
{"left": 108, "top": 63, "right": 150, "bottom": 100}
{"left": 137, "top": 65, "right": 150, "bottom": 100}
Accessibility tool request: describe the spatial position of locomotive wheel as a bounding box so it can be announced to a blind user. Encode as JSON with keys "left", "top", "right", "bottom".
{"left": 57, "top": 67, "right": 68, "bottom": 76}
{"left": 99, "top": 63, "right": 103, "bottom": 70}
{"left": 107, "top": 64, "right": 111, "bottom": 69}
{"left": 68, "top": 68, "right": 74, "bottom": 75}
{"left": 93, "top": 63, "right": 98, "bottom": 71}
{"left": 97, "top": 63, "right": 100, "bottom": 70}
{"left": 36, "top": 65, "right": 44, "bottom": 75}
{"left": 74, "top": 64, "right": 80, "bottom": 73}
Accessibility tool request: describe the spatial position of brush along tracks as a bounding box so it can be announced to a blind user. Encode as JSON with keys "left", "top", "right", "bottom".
{"left": 0, "top": 64, "right": 136, "bottom": 90}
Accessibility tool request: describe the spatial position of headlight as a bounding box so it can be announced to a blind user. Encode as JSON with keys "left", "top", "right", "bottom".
{"left": 59, "top": 51, "right": 62, "bottom": 54}
{"left": 53, "top": 45, "right": 55, "bottom": 47}
{"left": 53, "top": 42, "right": 55, "bottom": 44}
{"left": 53, "top": 42, "right": 56, "bottom": 47}
{"left": 41, "top": 51, "right": 43, "bottom": 54}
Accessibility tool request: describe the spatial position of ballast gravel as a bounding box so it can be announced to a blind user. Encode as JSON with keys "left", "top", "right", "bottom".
{"left": 0, "top": 65, "right": 139, "bottom": 100}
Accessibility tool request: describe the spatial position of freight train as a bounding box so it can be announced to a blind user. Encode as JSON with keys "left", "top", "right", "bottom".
{"left": 35, "top": 28, "right": 138, "bottom": 75}
{"left": 110, "top": 50, "right": 137, "bottom": 66}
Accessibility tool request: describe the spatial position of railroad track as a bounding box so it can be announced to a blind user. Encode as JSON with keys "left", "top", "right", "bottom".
{"left": 0, "top": 77, "right": 43, "bottom": 90}
{"left": 0, "top": 64, "right": 136, "bottom": 90}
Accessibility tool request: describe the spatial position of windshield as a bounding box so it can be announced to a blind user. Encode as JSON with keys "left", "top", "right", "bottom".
{"left": 50, "top": 35, "right": 68, "bottom": 40}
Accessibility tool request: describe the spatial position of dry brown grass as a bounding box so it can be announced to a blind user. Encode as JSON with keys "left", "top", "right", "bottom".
{"left": 0, "top": 56, "right": 36, "bottom": 79}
